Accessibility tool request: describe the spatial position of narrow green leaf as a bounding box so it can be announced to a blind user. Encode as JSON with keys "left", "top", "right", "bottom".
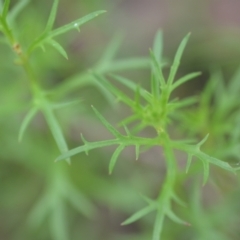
{"left": 168, "top": 96, "right": 198, "bottom": 111}
{"left": 97, "top": 32, "right": 123, "bottom": 68}
{"left": 93, "top": 73, "right": 136, "bottom": 107}
{"left": 167, "top": 33, "right": 191, "bottom": 86}
{"left": 42, "top": 105, "right": 70, "bottom": 163}
{"left": 121, "top": 204, "right": 157, "bottom": 225}
{"left": 201, "top": 71, "right": 218, "bottom": 107}
{"left": 142, "top": 91, "right": 154, "bottom": 103}
{"left": 201, "top": 160, "right": 210, "bottom": 185}
{"left": 173, "top": 141, "right": 239, "bottom": 172}
{"left": 47, "top": 38, "right": 68, "bottom": 59}
{"left": 91, "top": 106, "right": 122, "bottom": 138}
{"left": 54, "top": 57, "right": 149, "bottom": 99}
{"left": 18, "top": 107, "right": 38, "bottom": 142}
{"left": 64, "top": 182, "right": 96, "bottom": 218}
{"left": 50, "top": 10, "right": 106, "bottom": 38}
{"left": 2, "top": 0, "right": 10, "bottom": 19}
{"left": 123, "top": 124, "right": 131, "bottom": 136}
{"left": 131, "top": 122, "right": 147, "bottom": 135}
{"left": 27, "top": 194, "right": 50, "bottom": 228}
{"left": 150, "top": 50, "right": 165, "bottom": 86}
{"left": 120, "top": 114, "right": 139, "bottom": 126}
{"left": 151, "top": 31, "right": 164, "bottom": 98}
{"left": 110, "top": 74, "right": 150, "bottom": 101}
{"left": 8, "top": 0, "right": 30, "bottom": 22}
{"left": 56, "top": 135, "right": 159, "bottom": 162}
{"left": 153, "top": 30, "right": 163, "bottom": 64}
{"left": 50, "top": 99, "right": 81, "bottom": 109}
{"left": 171, "top": 72, "right": 201, "bottom": 91}
{"left": 68, "top": 191, "right": 96, "bottom": 218}
{"left": 134, "top": 85, "right": 141, "bottom": 109}
{"left": 197, "top": 134, "right": 209, "bottom": 148}
{"left": 151, "top": 70, "right": 159, "bottom": 99}
{"left": 55, "top": 139, "right": 120, "bottom": 161}
{"left": 45, "top": 0, "right": 59, "bottom": 32}
{"left": 135, "top": 144, "right": 140, "bottom": 160}
{"left": 105, "top": 58, "right": 150, "bottom": 71}
{"left": 91, "top": 79, "right": 116, "bottom": 106}
{"left": 80, "top": 133, "right": 88, "bottom": 145}
{"left": 109, "top": 144, "right": 125, "bottom": 174}
{"left": 28, "top": 10, "right": 106, "bottom": 54}
{"left": 186, "top": 154, "right": 193, "bottom": 173}
{"left": 197, "top": 152, "right": 238, "bottom": 172}
{"left": 171, "top": 192, "right": 186, "bottom": 207}
{"left": 27, "top": 35, "right": 45, "bottom": 54}
{"left": 57, "top": 73, "right": 115, "bottom": 105}
{"left": 139, "top": 194, "right": 157, "bottom": 205}
{"left": 166, "top": 209, "right": 190, "bottom": 226}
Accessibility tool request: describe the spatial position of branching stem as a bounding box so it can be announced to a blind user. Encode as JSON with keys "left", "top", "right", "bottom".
{"left": 153, "top": 132, "right": 177, "bottom": 240}
{"left": 0, "top": 15, "right": 39, "bottom": 94}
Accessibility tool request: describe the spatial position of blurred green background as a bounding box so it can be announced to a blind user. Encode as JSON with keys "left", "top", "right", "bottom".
{"left": 1, "top": 0, "right": 240, "bottom": 239}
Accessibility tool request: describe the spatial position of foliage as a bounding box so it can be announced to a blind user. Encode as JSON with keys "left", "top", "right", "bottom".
{"left": 1, "top": 1, "right": 240, "bottom": 240}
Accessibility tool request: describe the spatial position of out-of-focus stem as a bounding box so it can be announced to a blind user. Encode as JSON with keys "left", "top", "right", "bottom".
{"left": 0, "top": 15, "right": 39, "bottom": 95}
{"left": 153, "top": 132, "right": 177, "bottom": 240}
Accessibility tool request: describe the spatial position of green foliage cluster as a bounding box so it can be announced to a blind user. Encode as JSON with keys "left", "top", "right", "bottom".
{"left": 1, "top": 1, "right": 240, "bottom": 240}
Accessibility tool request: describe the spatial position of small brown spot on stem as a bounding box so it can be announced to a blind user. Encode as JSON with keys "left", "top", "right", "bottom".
{"left": 13, "top": 42, "right": 22, "bottom": 55}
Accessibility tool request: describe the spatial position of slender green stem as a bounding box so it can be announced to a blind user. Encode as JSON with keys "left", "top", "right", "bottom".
{"left": 153, "top": 132, "right": 177, "bottom": 240}
{"left": 0, "top": 15, "right": 39, "bottom": 94}
{"left": 153, "top": 211, "right": 164, "bottom": 240}
{"left": 1, "top": 14, "right": 69, "bottom": 158}
{"left": 0, "top": 16, "right": 14, "bottom": 43}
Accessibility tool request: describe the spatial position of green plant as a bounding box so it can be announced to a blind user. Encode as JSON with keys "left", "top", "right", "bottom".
{"left": 1, "top": 0, "right": 240, "bottom": 240}
{"left": 0, "top": 1, "right": 148, "bottom": 239}
{"left": 56, "top": 31, "right": 240, "bottom": 239}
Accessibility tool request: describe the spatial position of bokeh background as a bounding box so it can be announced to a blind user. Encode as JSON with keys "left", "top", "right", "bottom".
{"left": 1, "top": 0, "right": 240, "bottom": 239}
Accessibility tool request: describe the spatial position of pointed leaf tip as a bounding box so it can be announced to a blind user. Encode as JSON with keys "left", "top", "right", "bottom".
{"left": 197, "top": 134, "right": 209, "bottom": 148}
{"left": 18, "top": 107, "right": 38, "bottom": 142}
{"left": 48, "top": 39, "right": 68, "bottom": 59}
{"left": 167, "top": 32, "right": 191, "bottom": 86}
{"left": 45, "top": 0, "right": 59, "bottom": 32}
{"left": 50, "top": 10, "right": 107, "bottom": 38}
{"left": 186, "top": 154, "right": 193, "bottom": 173}
{"left": 109, "top": 145, "right": 124, "bottom": 174}
{"left": 135, "top": 145, "right": 140, "bottom": 160}
{"left": 121, "top": 204, "right": 156, "bottom": 225}
{"left": 2, "top": 0, "right": 11, "bottom": 19}
{"left": 166, "top": 209, "right": 189, "bottom": 226}
{"left": 92, "top": 106, "right": 122, "bottom": 138}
